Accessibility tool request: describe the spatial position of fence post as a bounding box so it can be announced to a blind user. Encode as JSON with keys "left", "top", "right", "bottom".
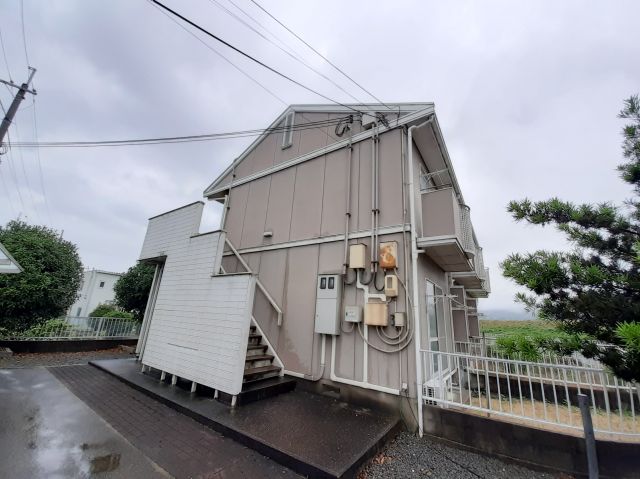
{"left": 578, "top": 393, "right": 599, "bottom": 479}
{"left": 95, "top": 317, "right": 104, "bottom": 339}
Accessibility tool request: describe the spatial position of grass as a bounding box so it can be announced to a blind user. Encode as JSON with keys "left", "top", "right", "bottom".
{"left": 480, "top": 320, "right": 558, "bottom": 338}
{"left": 463, "top": 391, "right": 639, "bottom": 442}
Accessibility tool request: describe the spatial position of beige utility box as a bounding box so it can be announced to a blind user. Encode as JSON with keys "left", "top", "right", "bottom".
{"left": 384, "top": 274, "right": 398, "bottom": 297}
{"left": 379, "top": 241, "right": 398, "bottom": 269}
{"left": 364, "top": 301, "right": 388, "bottom": 326}
{"left": 349, "top": 244, "right": 367, "bottom": 269}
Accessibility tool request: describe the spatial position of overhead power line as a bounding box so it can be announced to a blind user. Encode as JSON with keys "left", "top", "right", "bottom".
{"left": 207, "top": 0, "right": 367, "bottom": 106}
{"left": 20, "top": 0, "right": 31, "bottom": 67}
{"left": 150, "top": 0, "right": 361, "bottom": 113}
{"left": 150, "top": 0, "right": 287, "bottom": 106}
{"left": 150, "top": 0, "right": 342, "bottom": 144}
{"left": 32, "top": 99, "right": 52, "bottom": 223}
{"left": 248, "top": 0, "right": 393, "bottom": 111}
{"left": 7, "top": 115, "right": 351, "bottom": 148}
{"left": 0, "top": 24, "right": 12, "bottom": 81}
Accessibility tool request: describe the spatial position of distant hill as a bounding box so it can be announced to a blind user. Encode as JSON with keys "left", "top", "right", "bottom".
{"left": 478, "top": 308, "right": 535, "bottom": 321}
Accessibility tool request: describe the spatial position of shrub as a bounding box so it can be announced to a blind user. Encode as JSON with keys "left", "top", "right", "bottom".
{"left": 21, "top": 318, "right": 70, "bottom": 338}
{"left": 89, "top": 303, "right": 118, "bottom": 318}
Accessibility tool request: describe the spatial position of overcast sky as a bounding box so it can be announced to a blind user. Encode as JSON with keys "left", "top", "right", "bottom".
{"left": 0, "top": 0, "right": 638, "bottom": 315}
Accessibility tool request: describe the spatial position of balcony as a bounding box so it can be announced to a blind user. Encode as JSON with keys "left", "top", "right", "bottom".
{"left": 452, "top": 247, "right": 490, "bottom": 298}
{"left": 417, "top": 187, "right": 474, "bottom": 272}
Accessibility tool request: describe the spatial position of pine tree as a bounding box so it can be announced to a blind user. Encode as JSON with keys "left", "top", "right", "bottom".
{"left": 501, "top": 96, "right": 640, "bottom": 382}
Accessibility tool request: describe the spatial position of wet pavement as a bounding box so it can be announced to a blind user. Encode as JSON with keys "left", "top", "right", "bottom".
{"left": 49, "top": 365, "right": 301, "bottom": 479}
{"left": 91, "top": 358, "right": 400, "bottom": 478}
{"left": 0, "top": 367, "right": 167, "bottom": 479}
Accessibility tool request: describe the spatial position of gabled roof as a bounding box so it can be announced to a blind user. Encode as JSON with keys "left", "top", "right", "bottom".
{"left": 0, "top": 241, "right": 23, "bottom": 274}
{"left": 203, "top": 102, "right": 434, "bottom": 197}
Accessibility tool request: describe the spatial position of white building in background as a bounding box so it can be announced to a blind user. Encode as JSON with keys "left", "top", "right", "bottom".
{"left": 0, "top": 242, "right": 22, "bottom": 274}
{"left": 68, "top": 269, "right": 122, "bottom": 317}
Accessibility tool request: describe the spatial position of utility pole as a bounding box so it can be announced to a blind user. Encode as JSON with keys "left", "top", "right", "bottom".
{"left": 0, "top": 67, "right": 37, "bottom": 155}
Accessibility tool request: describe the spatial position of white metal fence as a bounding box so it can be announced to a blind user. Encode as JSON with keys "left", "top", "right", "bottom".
{"left": 457, "top": 336, "right": 607, "bottom": 369}
{"left": 2, "top": 316, "right": 141, "bottom": 340}
{"left": 421, "top": 349, "right": 640, "bottom": 441}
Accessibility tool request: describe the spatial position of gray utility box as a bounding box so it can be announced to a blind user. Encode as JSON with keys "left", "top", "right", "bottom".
{"left": 314, "top": 274, "right": 342, "bottom": 335}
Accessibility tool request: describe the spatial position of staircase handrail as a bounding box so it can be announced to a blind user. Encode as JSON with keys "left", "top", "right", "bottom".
{"left": 224, "top": 238, "right": 283, "bottom": 326}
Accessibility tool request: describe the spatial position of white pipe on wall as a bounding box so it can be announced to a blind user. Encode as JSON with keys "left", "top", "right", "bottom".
{"left": 408, "top": 116, "right": 434, "bottom": 437}
{"left": 330, "top": 335, "right": 400, "bottom": 396}
{"left": 342, "top": 139, "right": 353, "bottom": 275}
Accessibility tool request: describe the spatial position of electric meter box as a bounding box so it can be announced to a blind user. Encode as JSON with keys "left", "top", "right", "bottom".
{"left": 349, "top": 244, "right": 367, "bottom": 269}
{"left": 379, "top": 241, "right": 398, "bottom": 269}
{"left": 384, "top": 274, "right": 398, "bottom": 297}
{"left": 314, "top": 274, "right": 342, "bottom": 335}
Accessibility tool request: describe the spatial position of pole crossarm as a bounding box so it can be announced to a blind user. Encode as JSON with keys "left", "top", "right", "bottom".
{"left": 0, "top": 78, "right": 36, "bottom": 95}
{"left": 0, "top": 67, "right": 37, "bottom": 152}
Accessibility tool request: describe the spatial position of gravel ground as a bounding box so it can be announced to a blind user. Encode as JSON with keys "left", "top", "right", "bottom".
{"left": 0, "top": 346, "right": 134, "bottom": 368}
{"left": 361, "top": 432, "right": 564, "bottom": 479}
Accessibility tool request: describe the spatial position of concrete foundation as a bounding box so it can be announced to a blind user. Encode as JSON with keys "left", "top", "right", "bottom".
{"left": 423, "top": 404, "right": 640, "bottom": 478}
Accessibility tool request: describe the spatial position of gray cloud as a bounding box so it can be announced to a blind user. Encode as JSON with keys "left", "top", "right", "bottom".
{"left": 0, "top": 0, "right": 638, "bottom": 314}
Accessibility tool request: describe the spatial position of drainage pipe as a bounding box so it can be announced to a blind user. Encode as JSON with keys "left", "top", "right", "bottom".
{"left": 330, "top": 334, "right": 400, "bottom": 395}
{"left": 370, "top": 131, "right": 377, "bottom": 272}
{"left": 342, "top": 136, "right": 353, "bottom": 276}
{"left": 408, "top": 116, "right": 435, "bottom": 437}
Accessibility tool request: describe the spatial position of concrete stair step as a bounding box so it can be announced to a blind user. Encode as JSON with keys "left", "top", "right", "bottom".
{"left": 245, "top": 354, "right": 274, "bottom": 364}
{"left": 246, "top": 344, "right": 268, "bottom": 356}
{"left": 243, "top": 365, "right": 281, "bottom": 382}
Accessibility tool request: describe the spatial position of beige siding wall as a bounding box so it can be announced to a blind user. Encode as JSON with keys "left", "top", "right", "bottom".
{"left": 220, "top": 125, "right": 449, "bottom": 399}
{"left": 217, "top": 111, "right": 366, "bottom": 190}
{"left": 225, "top": 128, "right": 405, "bottom": 248}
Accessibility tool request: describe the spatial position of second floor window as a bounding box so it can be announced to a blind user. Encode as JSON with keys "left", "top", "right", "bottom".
{"left": 282, "top": 111, "right": 294, "bottom": 149}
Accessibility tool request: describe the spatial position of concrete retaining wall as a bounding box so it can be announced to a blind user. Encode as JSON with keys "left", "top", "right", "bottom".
{"left": 0, "top": 339, "right": 138, "bottom": 354}
{"left": 423, "top": 405, "right": 639, "bottom": 478}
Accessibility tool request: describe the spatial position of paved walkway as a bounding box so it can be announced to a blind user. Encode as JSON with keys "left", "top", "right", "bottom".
{"left": 49, "top": 365, "right": 300, "bottom": 479}
{"left": 0, "top": 367, "right": 167, "bottom": 479}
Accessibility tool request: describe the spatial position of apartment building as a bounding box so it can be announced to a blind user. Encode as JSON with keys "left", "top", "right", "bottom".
{"left": 136, "top": 103, "right": 490, "bottom": 431}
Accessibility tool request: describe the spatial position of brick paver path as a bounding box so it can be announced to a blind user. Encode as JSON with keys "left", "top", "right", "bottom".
{"left": 50, "top": 365, "right": 300, "bottom": 479}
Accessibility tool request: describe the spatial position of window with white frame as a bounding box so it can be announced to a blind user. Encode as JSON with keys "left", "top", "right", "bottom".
{"left": 99, "top": 281, "right": 105, "bottom": 288}
{"left": 426, "top": 281, "right": 440, "bottom": 354}
{"left": 282, "top": 111, "right": 294, "bottom": 149}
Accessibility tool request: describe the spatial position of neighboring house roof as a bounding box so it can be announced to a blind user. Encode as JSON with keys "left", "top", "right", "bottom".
{"left": 0, "top": 241, "right": 23, "bottom": 274}
{"left": 203, "top": 102, "right": 435, "bottom": 197}
{"left": 85, "top": 269, "right": 122, "bottom": 277}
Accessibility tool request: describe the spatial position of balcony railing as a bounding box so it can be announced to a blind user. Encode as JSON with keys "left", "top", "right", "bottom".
{"left": 451, "top": 244, "right": 490, "bottom": 297}
{"left": 458, "top": 205, "right": 475, "bottom": 258}
{"left": 417, "top": 187, "right": 473, "bottom": 272}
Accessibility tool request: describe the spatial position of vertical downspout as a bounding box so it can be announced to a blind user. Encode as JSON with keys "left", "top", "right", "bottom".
{"left": 374, "top": 126, "right": 380, "bottom": 271}
{"left": 408, "top": 117, "right": 434, "bottom": 437}
{"left": 400, "top": 127, "right": 410, "bottom": 386}
{"left": 342, "top": 133, "right": 353, "bottom": 275}
{"left": 370, "top": 129, "right": 377, "bottom": 271}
